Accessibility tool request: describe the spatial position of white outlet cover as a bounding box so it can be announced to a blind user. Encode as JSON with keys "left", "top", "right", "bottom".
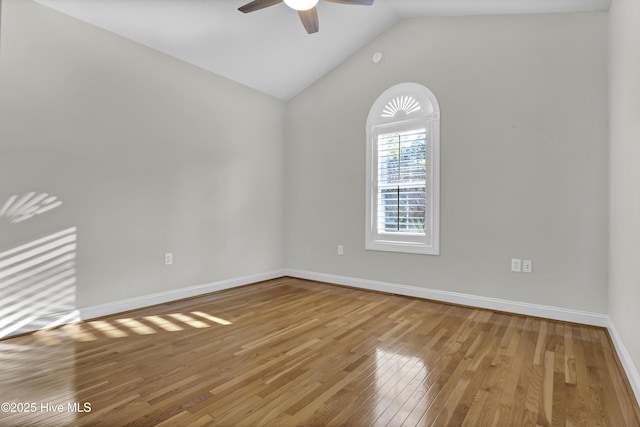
{"left": 511, "top": 258, "right": 522, "bottom": 272}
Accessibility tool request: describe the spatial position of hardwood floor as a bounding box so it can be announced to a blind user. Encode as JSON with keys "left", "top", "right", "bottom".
{"left": 1, "top": 277, "right": 638, "bottom": 426}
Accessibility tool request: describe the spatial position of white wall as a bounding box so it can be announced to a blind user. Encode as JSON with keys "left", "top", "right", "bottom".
{"left": 0, "top": 0, "right": 285, "bottom": 329}
{"left": 0, "top": 2, "right": 613, "bottom": 338}
{"left": 609, "top": 0, "right": 640, "bottom": 400}
{"left": 285, "top": 13, "right": 609, "bottom": 313}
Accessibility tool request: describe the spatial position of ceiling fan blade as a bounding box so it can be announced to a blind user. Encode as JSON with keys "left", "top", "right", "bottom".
{"left": 238, "top": 0, "right": 283, "bottom": 13}
{"left": 298, "top": 7, "right": 319, "bottom": 34}
{"left": 325, "top": 0, "right": 374, "bottom": 5}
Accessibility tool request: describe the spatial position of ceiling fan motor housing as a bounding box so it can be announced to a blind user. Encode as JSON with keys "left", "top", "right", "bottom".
{"left": 238, "top": 0, "right": 374, "bottom": 34}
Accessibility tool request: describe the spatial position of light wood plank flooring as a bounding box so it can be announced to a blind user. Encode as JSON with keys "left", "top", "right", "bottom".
{"left": 1, "top": 277, "right": 639, "bottom": 426}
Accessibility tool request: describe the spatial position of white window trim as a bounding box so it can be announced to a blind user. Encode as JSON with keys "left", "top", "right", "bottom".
{"left": 365, "top": 83, "right": 440, "bottom": 255}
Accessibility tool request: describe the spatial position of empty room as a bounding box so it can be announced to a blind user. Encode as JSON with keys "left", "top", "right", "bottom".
{"left": 0, "top": 0, "right": 639, "bottom": 425}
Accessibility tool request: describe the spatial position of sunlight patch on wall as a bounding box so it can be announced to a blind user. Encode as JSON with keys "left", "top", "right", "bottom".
{"left": 0, "top": 192, "right": 63, "bottom": 224}
{"left": 0, "top": 227, "right": 78, "bottom": 339}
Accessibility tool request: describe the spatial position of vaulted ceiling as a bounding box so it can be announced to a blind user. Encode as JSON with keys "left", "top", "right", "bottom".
{"left": 33, "top": 0, "right": 610, "bottom": 100}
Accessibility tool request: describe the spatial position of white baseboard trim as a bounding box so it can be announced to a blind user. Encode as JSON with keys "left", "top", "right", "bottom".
{"left": 1, "top": 270, "right": 284, "bottom": 339}
{"left": 607, "top": 317, "right": 640, "bottom": 406}
{"left": 284, "top": 269, "right": 609, "bottom": 327}
{"left": 78, "top": 270, "right": 285, "bottom": 321}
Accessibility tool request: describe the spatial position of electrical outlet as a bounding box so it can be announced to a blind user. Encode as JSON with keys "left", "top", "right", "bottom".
{"left": 164, "top": 253, "right": 173, "bottom": 265}
{"left": 523, "top": 260, "right": 532, "bottom": 273}
{"left": 511, "top": 258, "right": 522, "bottom": 272}
{"left": 338, "top": 245, "right": 344, "bottom": 256}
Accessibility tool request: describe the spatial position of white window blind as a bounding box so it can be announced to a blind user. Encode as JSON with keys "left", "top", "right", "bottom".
{"left": 376, "top": 129, "right": 429, "bottom": 239}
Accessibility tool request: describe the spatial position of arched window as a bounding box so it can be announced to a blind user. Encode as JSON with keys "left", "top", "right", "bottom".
{"left": 366, "top": 83, "right": 440, "bottom": 255}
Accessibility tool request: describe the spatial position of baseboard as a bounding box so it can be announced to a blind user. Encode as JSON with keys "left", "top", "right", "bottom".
{"left": 1, "top": 270, "right": 285, "bottom": 339}
{"left": 78, "top": 270, "right": 285, "bottom": 321}
{"left": 284, "top": 269, "right": 609, "bottom": 327}
{"left": 4, "top": 268, "right": 608, "bottom": 335}
{"left": 607, "top": 317, "right": 640, "bottom": 406}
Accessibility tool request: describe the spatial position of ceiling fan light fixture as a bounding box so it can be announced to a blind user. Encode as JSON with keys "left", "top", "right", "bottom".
{"left": 283, "top": 0, "right": 319, "bottom": 11}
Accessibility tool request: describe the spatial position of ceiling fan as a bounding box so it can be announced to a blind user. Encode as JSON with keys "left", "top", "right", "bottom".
{"left": 238, "top": 0, "right": 374, "bottom": 34}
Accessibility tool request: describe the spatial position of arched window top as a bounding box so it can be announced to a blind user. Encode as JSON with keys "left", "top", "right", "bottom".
{"left": 381, "top": 95, "right": 422, "bottom": 118}
{"left": 367, "top": 82, "right": 439, "bottom": 126}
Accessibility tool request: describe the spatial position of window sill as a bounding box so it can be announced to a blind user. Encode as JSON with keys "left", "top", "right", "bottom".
{"left": 365, "top": 241, "right": 439, "bottom": 255}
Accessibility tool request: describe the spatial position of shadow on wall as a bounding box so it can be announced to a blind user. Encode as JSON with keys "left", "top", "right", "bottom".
{"left": 0, "top": 192, "right": 78, "bottom": 339}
